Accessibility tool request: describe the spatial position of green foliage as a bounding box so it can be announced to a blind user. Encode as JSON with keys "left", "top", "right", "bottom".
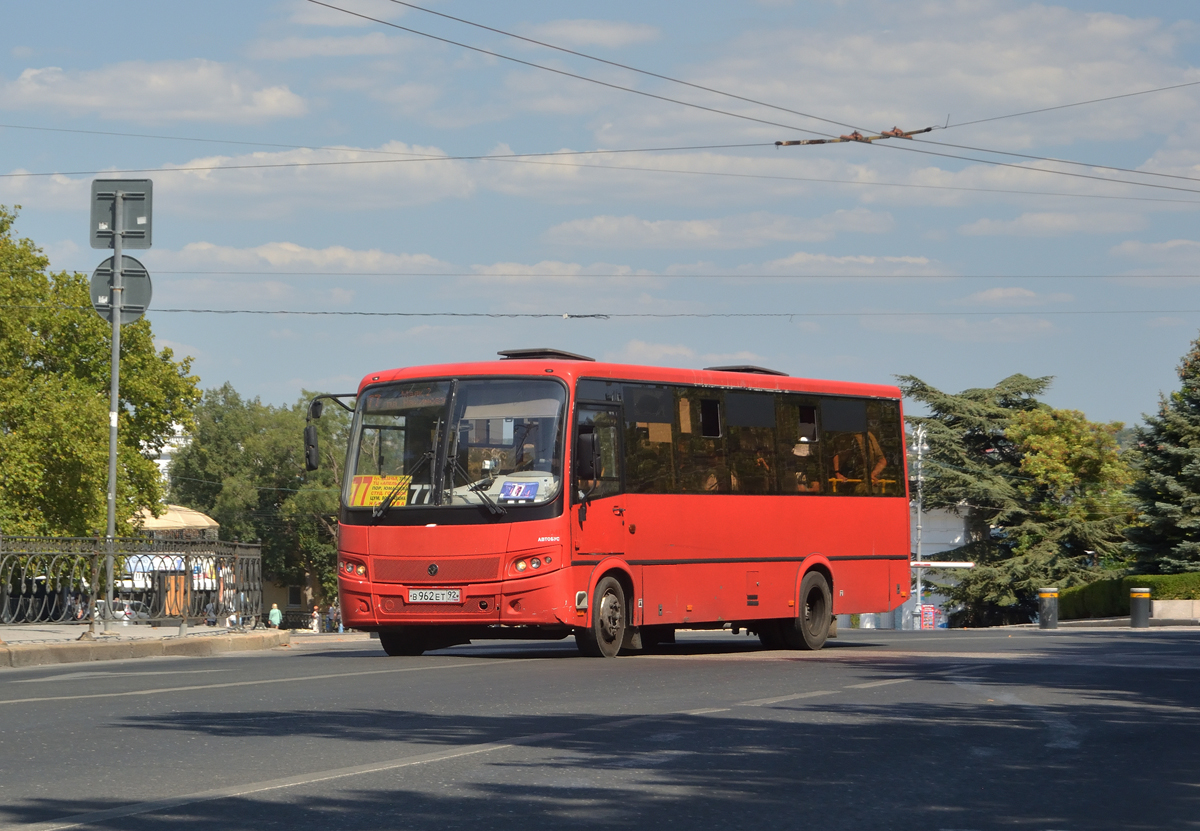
{"left": 1059, "top": 572, "right": 1200, "bottom": 619}
{"left": 169, "top": 384, "right": 351, "bottom": 599}
{"left": 899, "top": 374, "right": 1135, "bottom": 626}
{"left": 1124, "top": 331, "right": 1200, "bottom": 573}
{"left": 0, "top": 205, "right": 200, "bottom": 536}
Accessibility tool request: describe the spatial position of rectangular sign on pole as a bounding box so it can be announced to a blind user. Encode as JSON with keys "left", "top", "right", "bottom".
{"left": 90, "top": 179, "right": 153, "bottom": 249}
{"left": 920, "top": 604, "right": 937, "bottom": 630}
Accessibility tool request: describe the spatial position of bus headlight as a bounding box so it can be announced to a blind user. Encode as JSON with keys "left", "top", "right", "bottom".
{"left": 530, "top": 558, "right": 541, "bottom": 569}
{"left": 515, "top": 560, "right": 527, "bottom": 572}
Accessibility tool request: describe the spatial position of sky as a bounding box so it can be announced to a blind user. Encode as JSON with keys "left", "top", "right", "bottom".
{"left": 4, "top": 0, "right": 1200, "bottom": 427}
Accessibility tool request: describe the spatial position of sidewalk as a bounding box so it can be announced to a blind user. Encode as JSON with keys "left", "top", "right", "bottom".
{"left": 0, "top": 622, "right": 290, "bottom": 669}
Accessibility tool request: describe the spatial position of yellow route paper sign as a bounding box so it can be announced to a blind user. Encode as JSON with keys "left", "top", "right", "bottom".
{"left": 348, "top": 475, "right": 412, "bottom": 508}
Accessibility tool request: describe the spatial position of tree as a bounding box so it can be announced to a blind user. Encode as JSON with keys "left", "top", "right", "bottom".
{"left": 899, "top": 374, "right": 1047, "bottom": 624}
{"left": 169, "top": 384, "right": 351, "bottom": 599}
{"left": 899, "top": 375, "right": 1134, "bottom": 625}
{"left": 0, "top": 205, "right": 200, "bottom": 536}
{"left": 1006, "top": 408, "right": 1135, "bottom": 571}
{"left": 1124, "top": 332, "right": 1200, "bottom": 573}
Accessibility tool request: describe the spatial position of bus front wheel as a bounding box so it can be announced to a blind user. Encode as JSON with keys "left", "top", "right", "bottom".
{"left": 780, "top": 571, "right": 832, "bottom": 651}
{"left": 575, "top": 576, "right": 626, "bottom": 658}
{"left": 378, "top": 627, "right": 427, "bottom": 656}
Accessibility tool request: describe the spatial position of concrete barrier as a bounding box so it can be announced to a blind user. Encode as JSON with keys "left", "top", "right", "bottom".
{"left": 1153, "top": 599, "right": 1200, "bottom": 620}
{"left": 0, "top": 629, "right": 290, "bottom": 669}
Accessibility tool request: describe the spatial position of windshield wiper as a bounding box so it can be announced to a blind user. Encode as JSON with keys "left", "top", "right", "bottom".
{"left": 450, "top": 457, "right": 506, "bottom": 516}
{"left": 372, "top": 451, "right": 433, "bottom": 519}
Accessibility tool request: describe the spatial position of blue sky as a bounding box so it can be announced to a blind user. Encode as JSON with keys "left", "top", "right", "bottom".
{"left": 4, "top": 0, "right": 1200, "bottom": 426}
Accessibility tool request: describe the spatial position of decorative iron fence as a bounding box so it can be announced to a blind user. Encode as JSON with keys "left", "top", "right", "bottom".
{"left": 0, "top": 536, "right": 262, "bottom": 629}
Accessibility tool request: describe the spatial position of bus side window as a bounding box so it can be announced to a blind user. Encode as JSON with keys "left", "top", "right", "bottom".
{"left": 868, "top": 399, "right": 904, "bottom": 496}
{"left": 725, "top": 392, "right": 777, "bottom": 495}
{"left": 779, "top": 399, "right": 823, "bottom": 493}
{"left": 821, "top": 397, "right": 869, "bottom": 496}
{"left": 624, "top": 385, "right": 676, "bottom": 494}
{"left": 577, "top": 409, "right": 622, "bottom": 500}
{"left": 676, "top": 391, "right": 729, "bottom": 493}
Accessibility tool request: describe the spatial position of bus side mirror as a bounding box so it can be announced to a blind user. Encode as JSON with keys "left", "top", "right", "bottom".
{"left": 308, "top": 399, "right": 325, "bottom": 420}
{"left": 576, "top": 432, "right": 599, "bottom": 480}
{"left": 304, "top": 424, "right": 319, "bottom": 471}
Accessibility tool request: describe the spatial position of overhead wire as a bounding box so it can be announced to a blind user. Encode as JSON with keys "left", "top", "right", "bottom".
{"left": 945, "top": 80, "right": 1200, "bottom": 129}
{"left": 9, "top": 305, "right": 1198, "bottom": 319}
{"left": 333, "top": 0, "right": 1200, "bottom": 197}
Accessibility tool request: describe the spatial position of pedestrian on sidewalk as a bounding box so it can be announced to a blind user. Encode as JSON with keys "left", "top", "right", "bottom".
{"left": 310, "top": 604, "right": 320, "bottom": 634}
{"left": 268, "top": 603, "right": 282, "bottom": 629}
{"left": 326, "top": 604, "right": 338, "bottom": 633}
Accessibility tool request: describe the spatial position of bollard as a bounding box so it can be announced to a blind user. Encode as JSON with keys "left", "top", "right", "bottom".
{"left": 1130, "top": 587, "right": 1151, "bottom": 629}
{"left": 1038, "top": 588, "right": 1058, "bottom": 630}
{"left": 178, "top": 617, "right": 189, "bottom": 637}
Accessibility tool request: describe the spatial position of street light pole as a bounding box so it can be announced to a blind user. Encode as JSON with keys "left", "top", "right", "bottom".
{"left": 910, "top": 423, "right": 928, "bottom": 629}
{"left": 104, "top": 191, "right": 124, "bottom": 633}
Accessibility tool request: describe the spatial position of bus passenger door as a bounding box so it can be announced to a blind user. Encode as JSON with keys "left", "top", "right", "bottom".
{"left": 572, "top": 407, "right": 628, "bottom": 563}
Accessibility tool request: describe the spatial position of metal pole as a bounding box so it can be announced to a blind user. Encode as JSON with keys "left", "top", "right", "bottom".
{"left": 104, "top": 192, "right": 123, "bottom": 633}
{"left": 912, "top": 423, "right": 925, "bottom": 630}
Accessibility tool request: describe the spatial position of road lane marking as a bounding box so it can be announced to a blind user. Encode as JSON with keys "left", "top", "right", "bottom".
{"left": 846, "top": 678, "right": 912, "bottom": 689}
{"left": 6, "top": 731, "right": 569, "bottom": 831}
{"left": 14, "top": 669, "right": 232, "bottom": 683}
{"left": 0, "top": 660, "right": 531, "bottom": 706}
{"left": 679, "top": 707, "right": 731, "bottom": 715}
{"left": 950, "top": 678, "right": 1082, "bottom": 749}
{"left": 736, "top": 691, "right": 837, "bottom": 706}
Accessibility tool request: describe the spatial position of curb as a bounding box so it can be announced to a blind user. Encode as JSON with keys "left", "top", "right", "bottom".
{"left": 0, "top": 629, "right": 291, "bottom": 669}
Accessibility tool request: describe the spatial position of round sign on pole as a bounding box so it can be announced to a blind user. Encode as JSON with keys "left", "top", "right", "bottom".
{"left": 90, "top": 255, "right": 152, "bottom": 324}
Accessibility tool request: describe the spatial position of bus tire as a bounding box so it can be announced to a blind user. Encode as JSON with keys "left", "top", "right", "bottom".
{"left": 575, "top": 576, "right": 626, "bottom": 658}
{"left": 378, "top": 627, "right": 427, "bottom": 656}
{"left": 781, "top": 571, "right": 832, "bottom": 651}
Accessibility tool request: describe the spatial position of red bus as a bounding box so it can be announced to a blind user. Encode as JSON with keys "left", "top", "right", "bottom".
{"left": 305, "top": 348, "right": 911, "bottom": 657}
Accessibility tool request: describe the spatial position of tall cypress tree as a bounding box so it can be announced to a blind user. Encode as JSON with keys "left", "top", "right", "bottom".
{"left": 1124, "top": 333, "right": 1200, "bottom": 573}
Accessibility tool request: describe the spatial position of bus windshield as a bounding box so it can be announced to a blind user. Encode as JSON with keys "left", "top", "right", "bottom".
{"left": 345, "top": 378, "right": 567, "bottom": 513}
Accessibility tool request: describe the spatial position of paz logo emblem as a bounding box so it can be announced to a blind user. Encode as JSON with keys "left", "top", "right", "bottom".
{"left": 427, "top": 563, "right": 438, "bottom": 577}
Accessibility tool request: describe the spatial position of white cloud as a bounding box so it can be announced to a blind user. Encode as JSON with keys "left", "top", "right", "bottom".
{"left": 948, "top": 287, "right": 1073, "bottom": 307}
{"left": 248, "top": 33, "right": 404, "bottom": 60}
{"left": 159, "top": 241, "right": 451, "bottom": 273}
{"left": 0, "top": 61, "right": 306, "bottom": 123}
{"left": 606, "top": 340, "right": 697, "bottom": 364}
{"left": 285, "top": 0, "right": 396, "bottom": 27}
{"left": 525, "top": 20, "right": 660, "bottom": 49}
{"left": 761, "top": 251, "right": 941, "bottom": 276}
{"left": 544, "top": 209, "right": 892, "bottom": 249}
{"left": 1111, "top": 238, "right": 1200, "bottom": 265}
{"left": 959, "top": 212, "right": 1146, "bottom": 237}
{"left": 871, "top": 314, "right": 1057, "bottom": 343}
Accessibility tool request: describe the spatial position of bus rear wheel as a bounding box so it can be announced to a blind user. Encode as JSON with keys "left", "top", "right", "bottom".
{"left": 378, "top": 627, "right": 427, "bottom": 656}
{"left": 780, "top": 571, "right": 832, "bottom": 651}
{"left": 575, "top": 576, "right": 626, "bottom": 658}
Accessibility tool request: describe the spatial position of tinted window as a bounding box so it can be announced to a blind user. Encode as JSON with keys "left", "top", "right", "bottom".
{"left": 625, "top": 384, "right": 676, "bottom": 494}
{"left": 778, "top": 397, "right": 823, "bottom": 493}
{"left": 725, "top": 393, "right": 778, "bottom": 494}
{"left": 576, "top": 408, "right": 622, "bottom": 500}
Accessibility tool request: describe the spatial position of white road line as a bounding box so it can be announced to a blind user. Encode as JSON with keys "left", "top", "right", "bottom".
{"left": 0, "top": 660, "right": 528, "bottom": 706}
{"left": 737, "top": 691, "right": 837, "bottom": 706}
{"left": 14, "top": 669, "right": 232, "bottom": 683}
{"left": 846, "top": 678, "right": 912, "bottom": 689}
{"left": 950, "top": 679, "right": 1082, "bottom": 749}
{"left": 6, "top": 731, "right": 568, "bottom": 831}
{"left": 680, "top": 707, "right": 731, "bottom": 715}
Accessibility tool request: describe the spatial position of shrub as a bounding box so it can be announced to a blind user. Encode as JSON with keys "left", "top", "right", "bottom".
{"left": 1059, "top": 573, "right": 1200, "bottom": 619}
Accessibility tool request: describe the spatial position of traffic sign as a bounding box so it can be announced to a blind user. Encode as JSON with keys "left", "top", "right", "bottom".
{"left": 90, "top": 179, "right": 153, "bottom": 249}
{"left": 90, "top": 255, "right": 152, "bottom": 324}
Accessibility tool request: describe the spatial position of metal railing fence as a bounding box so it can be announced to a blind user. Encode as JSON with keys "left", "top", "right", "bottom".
{"left": 0, "top": 536, "right": 262, "bottom": 630}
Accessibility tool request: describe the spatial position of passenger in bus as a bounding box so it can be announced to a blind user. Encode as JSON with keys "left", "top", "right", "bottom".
{"left": 829, "top": 431, "right": 887, "bottom": 493}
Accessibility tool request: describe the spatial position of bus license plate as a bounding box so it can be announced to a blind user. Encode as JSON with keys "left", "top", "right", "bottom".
{"left": 408, "top": 589, "right": 460, "bottom": 604}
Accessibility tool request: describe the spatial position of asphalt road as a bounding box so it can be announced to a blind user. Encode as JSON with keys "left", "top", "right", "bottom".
{"left": 0, "top": 627, "right": 1197, "bottom": 831}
